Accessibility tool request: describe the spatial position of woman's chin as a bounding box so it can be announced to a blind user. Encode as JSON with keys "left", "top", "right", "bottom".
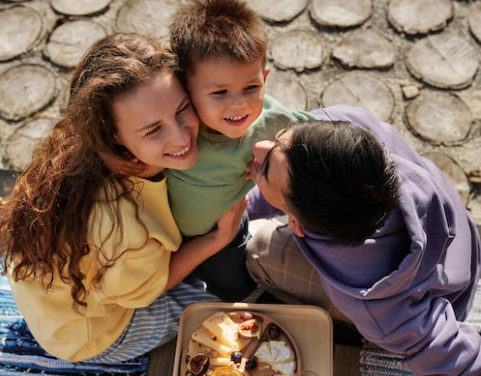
{"left": 138, "top": 166, "right": 164, "bottom": 179}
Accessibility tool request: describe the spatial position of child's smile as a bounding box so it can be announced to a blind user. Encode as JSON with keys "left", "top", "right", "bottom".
{"left": 225, "top": 114, "right": 249, "bottom": 127}
{"left": 187, "top": 56, "right": 269, "bottom": 139}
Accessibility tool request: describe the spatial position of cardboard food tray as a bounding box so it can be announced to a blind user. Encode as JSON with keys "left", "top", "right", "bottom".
{"left": 173, "top": 302, "right": 333, "bottom": 376}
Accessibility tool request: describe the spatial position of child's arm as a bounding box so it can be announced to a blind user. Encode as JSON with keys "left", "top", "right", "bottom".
{"left": 99, "top": 150, "right": 146, "bottom": 176}
{"left": 164, "top": 196, "right": 248, "bottom": 291}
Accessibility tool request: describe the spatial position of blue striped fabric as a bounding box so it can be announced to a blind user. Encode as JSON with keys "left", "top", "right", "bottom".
{"left": 88, "top": 278, "right": 218, "bottom": 363}
{"left": 0, "top": 274, "right": 216, "bottom": 374}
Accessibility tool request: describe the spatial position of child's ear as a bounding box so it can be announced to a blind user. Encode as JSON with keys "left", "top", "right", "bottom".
{"left": 288, "top": 215, "right": 305, "bottom": 238}
{"left": 263, "top": 67, "right": 270, "bottom": 82}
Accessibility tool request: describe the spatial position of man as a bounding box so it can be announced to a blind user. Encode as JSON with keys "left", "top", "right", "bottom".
{"left": 246, "top": 105, "right": 481, "bottom": 376}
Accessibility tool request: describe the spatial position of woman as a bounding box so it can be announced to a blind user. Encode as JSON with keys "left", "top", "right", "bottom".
{"left": 0, "top": 33, "right": 246, "bottom": 363}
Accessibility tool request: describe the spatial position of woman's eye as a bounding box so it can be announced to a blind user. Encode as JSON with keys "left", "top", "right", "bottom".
{"left": 145, "top": 127, "right": 160, "bottom": 137}
{"left": 177, "top": 102, "right": 191, "bottom": 114}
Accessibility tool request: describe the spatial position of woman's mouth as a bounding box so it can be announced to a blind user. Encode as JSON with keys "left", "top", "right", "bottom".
{"left": 166, "top": 143, "right": 192, "bottom": 158}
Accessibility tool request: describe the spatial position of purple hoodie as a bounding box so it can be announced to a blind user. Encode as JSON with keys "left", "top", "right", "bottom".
{"left": 248, "top": 106, "right": 481, "bottom": 376}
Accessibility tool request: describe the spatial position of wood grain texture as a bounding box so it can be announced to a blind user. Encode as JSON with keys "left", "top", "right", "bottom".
{"left": 310, "top": 0, "right": 372, "bottom": 27}
{"left": 0, "top": 6, "right": 43, "bottom": 61}
{"left": 388, "top": 0, "right": 453, "bottom": 35}
{"left": 406, "top": 33, "right": 479, "bottom": 89}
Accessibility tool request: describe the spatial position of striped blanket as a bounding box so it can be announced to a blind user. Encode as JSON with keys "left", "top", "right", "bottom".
{"left": 0, "top": 276, "right": 149, "bottom": 376}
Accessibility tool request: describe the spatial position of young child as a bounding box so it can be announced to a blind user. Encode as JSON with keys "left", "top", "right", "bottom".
{"left": 166, "top": 0, "right": 319, "bottom": 300}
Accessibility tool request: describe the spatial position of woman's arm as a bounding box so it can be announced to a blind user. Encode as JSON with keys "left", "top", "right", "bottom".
{"left": 164, "top": 196, "right": 248, "bottom": 291}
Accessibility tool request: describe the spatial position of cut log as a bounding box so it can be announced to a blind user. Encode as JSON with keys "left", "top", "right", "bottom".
{"left": 310, "top": 0, "right": 372, "bottom": 27}
{"left": 0, "top": 64, "right": 57, "bottom": 121}
{"left": 45, "top": 20, "right": 107, "bottom": 68}
{"left": 423, "top": 152, "right": 470, "bottom": 205}
{"left": 50, "top": 0, "right": 112, "bottom": 16}
{"left": 269, "top": 30, "right": 324, "bottom": 72}
{"left": 405, "top": 91, "right": 472, "bottom": 144}
{"left": 243, "top": 0, "right": 307, "bottom": 23}
{"left": 265, "top": 70, "right": 308, "bottom": 111}
{"left": 387, "top": 0, "right": 453, "bottom": 35}
{"left": 116, "top": 0, "right": 181, "bottom": 41}
{"left": 332, "top": 29, "right": 395, "bottom": 69}
{"left": 406, "top": 32, "right": 479, "bottom": 89}
{"left": 321, "top": 72, "right": 394, "bottom": 122}
{"left": 468, "top": 169, "right": 481, "bottom": 184}
{"left": 469, "top": 2, "right": 481, "bottom": 44}
{"left": 0, "top": 6, "right": 43, "bottom": 61}
{"left": 5, "top": 117, "right": 58, "bottom": 171}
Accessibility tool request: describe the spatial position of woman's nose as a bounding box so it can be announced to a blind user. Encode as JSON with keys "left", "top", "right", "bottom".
{"left": 170, "top": 121, "right": 190, "bottom": 145}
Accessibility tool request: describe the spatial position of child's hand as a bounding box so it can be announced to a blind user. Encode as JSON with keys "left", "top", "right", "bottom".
{"left": 99, "top": 150, "right": 146, "bottom": 176}
{"left": 213, "top": 196, "right": 249, "bottom": 246}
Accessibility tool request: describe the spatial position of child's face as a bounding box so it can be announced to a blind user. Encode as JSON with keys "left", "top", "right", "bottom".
{"left": 113, "top": 70, "right": 199, "bottom": 177}
{"left": 186, "top": 56, "right": 268, "bottom": 139}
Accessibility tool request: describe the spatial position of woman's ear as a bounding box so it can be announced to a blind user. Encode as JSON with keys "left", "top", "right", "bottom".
{"left": 288, "top": 215, "right": 305, "bottom": 238}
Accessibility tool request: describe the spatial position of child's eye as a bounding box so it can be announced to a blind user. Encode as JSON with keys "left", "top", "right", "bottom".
{"left": 245, "top": 85, "right": 260, "bottom": 91}
{"left": 211, "top": 90, "right": 227, "bottom": 96}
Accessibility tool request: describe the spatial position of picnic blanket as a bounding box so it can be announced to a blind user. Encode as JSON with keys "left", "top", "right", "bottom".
{"left": 0, "top": 275, "right": 149, "bottom": 376}
{"left": 360, "top": 280, "right": 481, "bottom": 376}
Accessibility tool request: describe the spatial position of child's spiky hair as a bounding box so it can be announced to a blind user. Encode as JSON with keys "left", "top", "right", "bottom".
{"left": 170, "top": 0, "right": 267, "bottom": 81}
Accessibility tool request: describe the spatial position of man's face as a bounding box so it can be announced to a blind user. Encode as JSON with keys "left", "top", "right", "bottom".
{"left": 186, "top": 56, "right": 268, "bottom": 139}
{"left": 249, "top": 129, "right": 292, "bottom": 212}
{"left": 249, "top": 128, "right": 306, "bottom": 237}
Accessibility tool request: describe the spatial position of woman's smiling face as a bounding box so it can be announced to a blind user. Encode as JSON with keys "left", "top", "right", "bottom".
{"left": 113, "top": 70, "right": 199, "bottom": 177}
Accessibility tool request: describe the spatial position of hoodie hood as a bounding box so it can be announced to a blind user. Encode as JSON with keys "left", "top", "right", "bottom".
{"left": 296, "top": 106, "right": 463, "bottom": 302}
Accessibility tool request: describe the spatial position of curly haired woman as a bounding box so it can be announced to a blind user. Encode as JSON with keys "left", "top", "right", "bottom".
{"left": 0, "top": 33, "right": 246, "bottom": 363}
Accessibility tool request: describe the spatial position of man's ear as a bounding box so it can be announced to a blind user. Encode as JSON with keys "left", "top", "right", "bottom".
{"left": 263, "top": 66, "right": 270, "bottom": 82}
{"left": 288, "top": 215, "right": 305, "bottom": 238}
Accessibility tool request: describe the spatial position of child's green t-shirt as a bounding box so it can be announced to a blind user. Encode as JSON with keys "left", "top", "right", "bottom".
{"left": 166, "top": 95, "right": 318, "bottom": 236}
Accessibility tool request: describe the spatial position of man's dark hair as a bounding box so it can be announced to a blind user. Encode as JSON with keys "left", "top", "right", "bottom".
{"left": 169, "top": 0, "right": 267, "bottom": 82}
{"left": 284, "top": 120, "right": 399, "bottom": 246}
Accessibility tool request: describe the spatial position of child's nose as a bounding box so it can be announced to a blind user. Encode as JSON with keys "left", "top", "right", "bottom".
{"left": 230, "top": 94, "right": 247, "bottom": 109}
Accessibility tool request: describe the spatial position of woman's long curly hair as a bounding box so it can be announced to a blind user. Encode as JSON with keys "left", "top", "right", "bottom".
{"left": 0, "top": 33, "right": 178, "bottom": 310}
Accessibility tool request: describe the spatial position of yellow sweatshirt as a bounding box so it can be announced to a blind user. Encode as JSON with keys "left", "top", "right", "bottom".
{"left": 8, "top": 177, "right": 181, "bottom": 361}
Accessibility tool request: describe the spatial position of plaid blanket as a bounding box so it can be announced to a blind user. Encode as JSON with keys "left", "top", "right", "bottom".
{"left": 360, "top": 280, "right": 481, "bottom": 376}
{"left": 0, "top": 276, "right": 149, "bottom": 376}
